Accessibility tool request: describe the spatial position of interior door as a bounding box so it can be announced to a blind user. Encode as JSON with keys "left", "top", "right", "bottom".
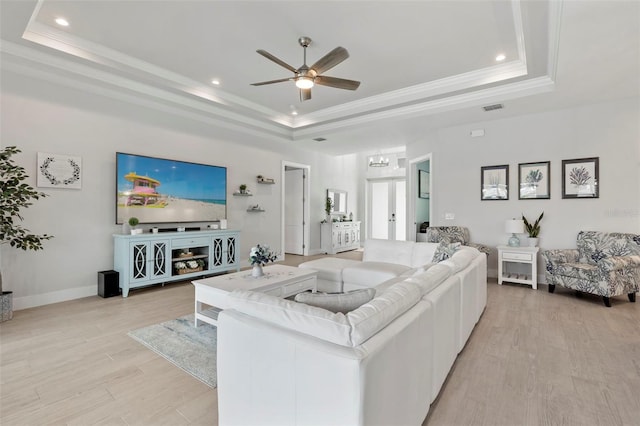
{"left": 368, "top": 178, "right": 406, "bottom": 241}
{"left": 284, "top": 168, "right": 304, "bottom": 255}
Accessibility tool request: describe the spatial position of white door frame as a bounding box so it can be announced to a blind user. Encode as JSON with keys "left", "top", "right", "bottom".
{"left": 366, "top": 177, "right": 406, "bottom": 241}
{"left": 281, "top": 161, "right": 310, "bottom": 258}
{"left": 408, "top": 153, "right": 432, "bottom": 241}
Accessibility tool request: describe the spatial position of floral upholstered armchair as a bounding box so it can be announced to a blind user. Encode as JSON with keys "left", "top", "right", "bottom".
{"left": 424, "top": 226, "right": 491, "bottom": 257}
{"left": 542, "top": 231, "right": 640, "bottom": 307}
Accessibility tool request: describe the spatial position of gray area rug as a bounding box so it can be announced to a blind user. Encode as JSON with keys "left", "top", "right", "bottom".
{"left": 128, "top": 314, "right": 217, "bottom": 388}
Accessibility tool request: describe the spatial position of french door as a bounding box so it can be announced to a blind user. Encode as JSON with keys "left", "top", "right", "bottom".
{"left": 367, "top": 178, "right": 406, "bottom": 241}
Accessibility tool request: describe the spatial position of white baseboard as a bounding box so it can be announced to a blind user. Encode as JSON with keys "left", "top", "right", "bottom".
{"left": 13, "top": 285, "right": 96, "bottom": 311}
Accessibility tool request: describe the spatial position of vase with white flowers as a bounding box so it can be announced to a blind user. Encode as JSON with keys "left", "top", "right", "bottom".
{"left": 249, "top": 244, "right": 277, "bottom": 277}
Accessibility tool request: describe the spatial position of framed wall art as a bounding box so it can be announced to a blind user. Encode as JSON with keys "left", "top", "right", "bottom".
{"left": 37, "top": 152, "right": 82, "bottom": 189}
{"left": 419, "top": 170, "right": 430, "bottom": 199}
{"left": 562, "top": 157, "right": 599, "bottom": 198}
{"left": 518, "top": 161, "right": 550, "bottom": 199}
{"left": 481, "top": 165, "right": 509, "bottom": 200}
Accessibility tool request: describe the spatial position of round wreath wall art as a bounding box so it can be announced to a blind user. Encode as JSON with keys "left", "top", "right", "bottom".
{"left": 39, "top": 156, "right": 81, "bottom": 187}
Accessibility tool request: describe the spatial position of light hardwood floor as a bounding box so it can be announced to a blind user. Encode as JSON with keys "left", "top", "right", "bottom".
{"left": 1, "top": 251, "right": 639, "bottom": 425}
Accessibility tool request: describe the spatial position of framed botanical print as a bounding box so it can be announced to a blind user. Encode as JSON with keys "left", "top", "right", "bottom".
{"left": 481, "top": 165, "right": 509, "bottom": 200}
{"left": 562, "top": 157, "right": 599, "bottom": 198}
{"left": 518, "top": 161, "right": 550, "bottom": 199}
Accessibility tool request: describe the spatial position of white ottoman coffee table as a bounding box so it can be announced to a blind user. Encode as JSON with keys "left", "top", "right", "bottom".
{"left": 192, "top": 264, "right": 317, "bottom": 327}
{"left": 298, "top": 257, "right": 361, "bottom": 292}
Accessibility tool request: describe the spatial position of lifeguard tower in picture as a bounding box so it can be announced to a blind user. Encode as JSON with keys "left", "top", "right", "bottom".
{"left": 123, "top": 172, "right": 167, "bottom": 207}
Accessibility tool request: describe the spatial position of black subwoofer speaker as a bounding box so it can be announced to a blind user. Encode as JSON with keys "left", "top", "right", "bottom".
{"left": 98, "top": 270, "right": 120, "bottom": 298}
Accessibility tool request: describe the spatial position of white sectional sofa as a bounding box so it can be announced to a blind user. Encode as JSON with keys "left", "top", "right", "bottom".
{"left": 216, "top": 239, "right": 487, "bottom": 425}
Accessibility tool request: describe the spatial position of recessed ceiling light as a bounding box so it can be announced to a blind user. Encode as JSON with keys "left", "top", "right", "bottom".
{"left": 55, "top": 17, "right": 69, "bottom": 27}
{"left": 291, "top": 111, "right": 298, "bottom": 116}
{"left": 211, "top": 79, "right": 220, "bottom": 85}
{"left": 495, "top": 54, "right": 506, "bottom": 62}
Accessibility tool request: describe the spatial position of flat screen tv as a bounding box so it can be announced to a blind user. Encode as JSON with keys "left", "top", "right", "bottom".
{"left": 116, "top": 152, "right": 227, "bottom": 224}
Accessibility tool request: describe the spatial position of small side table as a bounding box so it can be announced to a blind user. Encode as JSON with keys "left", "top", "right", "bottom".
{"left": 497, "top": 245, "right": 539, "bottom": 289}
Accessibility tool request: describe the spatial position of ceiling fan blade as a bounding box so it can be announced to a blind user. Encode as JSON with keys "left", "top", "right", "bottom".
{"left": 250, "top": 77, "right": 294, "bottom": 86}
{"left": 300, "top": 88, "right": 312, "bottom": 101}
{"left": 315, "top": 75, "right": 361, "bottom": 90}
{"left": 310, "top": 47, "right": 349, "bottom": 75}
{"left": 256, "top": 49, "right": 297, "bottom": 73}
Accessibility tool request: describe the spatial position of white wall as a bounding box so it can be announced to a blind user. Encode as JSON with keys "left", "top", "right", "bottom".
{"left": 406, "top": 97, "right": 640, "bottom": 277}
{"left": 0, "top": 72, "right": 360, "bottom": 309}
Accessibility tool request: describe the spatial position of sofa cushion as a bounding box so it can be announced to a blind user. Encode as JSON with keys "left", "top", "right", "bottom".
{"left": 342, "top": 262, "right": 413, "bottom": 288}
{"left": 346, "top": 281, "right": 421, "bottom": 346}
{"left": 227, "top": 282, "right": 421, "bottom": 347}
{"left": 432, "top": 242, "right": 461, "bottom": 262}
{"left": 439, "top": 247, "right": 479, "bottom": 273}
{"left": 294, "top": 289, "right": 376, "bottom": 313}
{"left": 363, "top": 239, "right": 415, "bottom": 267}
{"left": 405, "top": 263, "right": 453, "bottom": 296}
{"left": 411, "top": 242, "right": 440, "bottom": 268}
{"left": 227, "top": 290, "right": 352, "bottom": 346}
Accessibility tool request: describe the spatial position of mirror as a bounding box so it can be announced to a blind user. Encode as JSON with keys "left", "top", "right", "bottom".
{"left": 327, "top": 189, "right": 347, "bottom": 215}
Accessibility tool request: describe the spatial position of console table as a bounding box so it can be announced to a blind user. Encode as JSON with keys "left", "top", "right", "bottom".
{"left": 497, "top": 245, "right": 539, "bottom": 289}
{"left": 113, "top": 230, "right": 240, "bottom": 297}
{"left": 321, "top": 221, "right": 361, "bottom": 254}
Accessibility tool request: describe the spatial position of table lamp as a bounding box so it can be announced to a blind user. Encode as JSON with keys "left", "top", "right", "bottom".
{"left": 505, "top": 219, "right": 525, "bottom": 247}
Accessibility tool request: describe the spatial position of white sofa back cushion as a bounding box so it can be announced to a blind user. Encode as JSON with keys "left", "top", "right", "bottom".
{"left": 363, "top": 239, "right": 415, "bottom": 267}
{"left": 227, "top": 281, "right": 421, "bottom": 347}
{"left": 405, "top": 263, "right": 453, "bottom": 296}
{"left": 228, "top": 290, "right": 352, "bottom": 345}
{"left": 347, "top": 281, "right": 421, "bottom": 346}
{"left": 439, "top": 246, "right": 480, "bottom": 273}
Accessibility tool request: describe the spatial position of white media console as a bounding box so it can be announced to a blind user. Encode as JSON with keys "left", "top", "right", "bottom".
{"left": 113, "top": 230, "right": 240, "bottom": 297}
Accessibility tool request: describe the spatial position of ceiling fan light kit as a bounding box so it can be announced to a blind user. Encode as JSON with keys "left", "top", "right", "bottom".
{"left": 252, "top": 36, "right": 360, "bottom": 101}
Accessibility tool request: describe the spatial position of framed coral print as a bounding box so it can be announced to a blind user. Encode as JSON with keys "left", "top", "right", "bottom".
{"left": 481, "top": 165, "right": 509, "bottom": 200}
{"left": 37, "top": 152, "right": 82, "bottom": 189}
{"left": 518, "top": 161, "right": 550, "bottom": 199}
{"left": 562, "top": 157, "right": 599, "bottom": 198}
{"left": 419, "top": 170, "right": 430, "bottom": 199}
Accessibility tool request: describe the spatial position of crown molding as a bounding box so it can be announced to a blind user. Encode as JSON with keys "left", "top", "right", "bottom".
{"left": 291, "top": 76, "right": 556, "bottom": 140}
{"left": 0, "top": 41, "right": 293, "bottom": 141}
{"left": 5, "top": 0, "right": 561, "bottom": 146}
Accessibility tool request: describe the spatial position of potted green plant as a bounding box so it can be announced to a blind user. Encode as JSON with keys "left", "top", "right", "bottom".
{"left": 325, "top": 196, "right": 333, "bottom": 221}
{"left": 522, "top": 212, "right": 544, "bottom": 246}
{"left": 0, "top": 146, "right": 53, "bottom": 321}
{"left": 128, "top": 217, "right": 140, "bottom": 234}
{"left": 239, "top": 184, "right": 247, "bottom": 194}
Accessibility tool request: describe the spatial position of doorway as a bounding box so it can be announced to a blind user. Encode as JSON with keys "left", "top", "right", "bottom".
{"left": 367, "top": 178, "right": 406, "bottom": 241}
{"left": 281, "top": 161, "right": 310, "bottom": 256}
{"left": 408, "top": 154, "right": 432, "bottom": 241}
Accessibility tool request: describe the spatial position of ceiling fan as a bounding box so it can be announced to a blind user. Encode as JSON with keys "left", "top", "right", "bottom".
{"left": 251, "top": 36, "right": 361, "bottom": 101}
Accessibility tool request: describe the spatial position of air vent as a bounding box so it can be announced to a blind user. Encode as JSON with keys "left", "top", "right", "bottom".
{"left": 482, "top": 103, "right": 504, "bottom": 112}
{"left": 312, "top": 137, "right": 327, "bottom": 142}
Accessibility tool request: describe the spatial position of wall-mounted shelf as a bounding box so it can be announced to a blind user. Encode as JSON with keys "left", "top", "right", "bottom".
{"left": 257, "top": 178, "right": 275, "bottom": 184}
{"left": 247, "top": 208, "right": 265, "bottom": 212}
{"left": 233, "top": 192, "right": 253, "bottom": 196}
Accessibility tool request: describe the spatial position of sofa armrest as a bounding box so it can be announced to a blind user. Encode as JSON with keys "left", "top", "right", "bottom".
{"left": 541, "top": 249, "right": 580, "bottom": 265}
{"left": 597, "top": 255, "right": 640, "bottom": 272}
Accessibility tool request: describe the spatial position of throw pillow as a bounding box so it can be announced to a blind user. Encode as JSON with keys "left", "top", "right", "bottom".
{"left": 432, "top": 242, "right": 461, "bottom": 262}
{"left": 294, "top": 288, "right": 376, "bottom": 314}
